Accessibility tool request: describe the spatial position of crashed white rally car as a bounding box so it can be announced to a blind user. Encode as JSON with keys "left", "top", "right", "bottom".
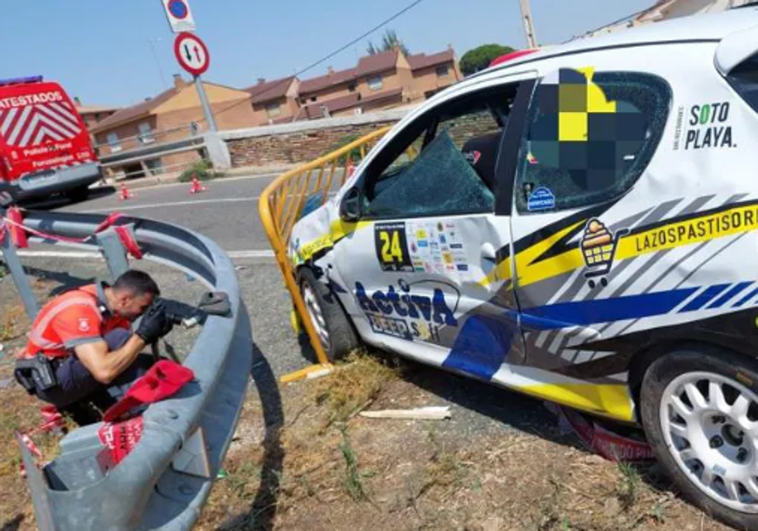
{"left": 289, "top": 7, "right": 758, "bottom": 527}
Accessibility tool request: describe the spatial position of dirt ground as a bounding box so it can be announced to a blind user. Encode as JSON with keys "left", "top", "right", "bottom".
{"left": 195, "top": 354, "right": 734, "bottom": 531}
{"left": 0, "top": 265, "right": 737, "bottom": 531}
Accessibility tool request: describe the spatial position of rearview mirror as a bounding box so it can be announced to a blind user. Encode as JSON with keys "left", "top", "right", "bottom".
{"left": 339, "top": 186, "right": 362, "bottom": 222}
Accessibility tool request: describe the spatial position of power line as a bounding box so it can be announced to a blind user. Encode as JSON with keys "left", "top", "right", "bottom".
{"left": 198, "top": 0, "right": 424, "bottom": 126}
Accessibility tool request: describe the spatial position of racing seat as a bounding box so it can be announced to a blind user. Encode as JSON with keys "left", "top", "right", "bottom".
{"left": 461, "top": 131, "right": 502, "bottom": 192}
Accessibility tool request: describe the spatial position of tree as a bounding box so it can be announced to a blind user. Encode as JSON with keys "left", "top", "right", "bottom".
{"left": 460, "top": 44, "right": 515, "bottom": 76}
{"left": 367, "top": 29, "right": 410, "bottom": 56}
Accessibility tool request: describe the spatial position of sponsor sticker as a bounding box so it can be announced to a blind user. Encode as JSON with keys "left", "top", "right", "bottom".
{"left": 683, "top": 102, "right": 735, "bottom": 150}
{"left": 374, "top": 222, "right": 413, "bottom": 272}
{"left": 527, "top": 187, "right": 555, "bottom": 212}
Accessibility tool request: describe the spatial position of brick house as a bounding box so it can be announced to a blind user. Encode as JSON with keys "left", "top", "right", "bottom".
{"left": 246, "top": 76, "right": 301, "bottom": 125}
{"left": 73, "top": 99, "right": 120, "bottom": 132}
{"left": 407, "top": 49, "right": 462, "bottom": 99}
{"left": 295, "top": 48, "right": 461, "bottom": 120}
{"left": 91, "top": 74, "right": 256, "bottom": 177}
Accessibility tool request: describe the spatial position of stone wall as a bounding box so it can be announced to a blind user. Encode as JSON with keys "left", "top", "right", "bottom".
{"left": 220, "top": 109, "right": 411, "bottom": 168}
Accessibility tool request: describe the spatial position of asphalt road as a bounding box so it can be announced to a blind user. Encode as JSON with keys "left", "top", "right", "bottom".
{"left": 52, "top": 174, "right": 283, "bottom": 253}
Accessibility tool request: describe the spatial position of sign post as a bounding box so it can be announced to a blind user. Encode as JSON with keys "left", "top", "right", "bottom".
{"left": 174, "top": 32, "right": 217, "bottom": 132}
{"left": 162, "top": 0, "right": 196, "bottom": 33}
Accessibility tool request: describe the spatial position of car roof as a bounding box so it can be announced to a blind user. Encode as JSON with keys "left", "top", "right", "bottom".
{"left": 475, "top": 7, "right": 758, "bottom": 79}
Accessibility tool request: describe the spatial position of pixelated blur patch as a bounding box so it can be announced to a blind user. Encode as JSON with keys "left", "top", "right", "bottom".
{"left": 528, "top": 68, "right": 646, "bottom": 187}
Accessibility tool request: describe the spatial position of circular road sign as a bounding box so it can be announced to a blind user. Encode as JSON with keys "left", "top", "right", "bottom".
{"left": 174, "top": 32, "right": 210, "bottom": 77}
{"left": 168, "top": 0, "right": 189, "bottom": 19}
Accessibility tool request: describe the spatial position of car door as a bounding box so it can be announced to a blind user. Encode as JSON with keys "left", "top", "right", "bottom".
{"left": 508, "top": 67, "right": 673, "bottom": 372}
{"left": 332, "top": 73, "right": 537, "bottom": 380}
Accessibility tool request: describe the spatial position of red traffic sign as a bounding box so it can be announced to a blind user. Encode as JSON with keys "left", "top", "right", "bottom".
{"left": 174, "top": 32, "right": 210, "bottom": 77}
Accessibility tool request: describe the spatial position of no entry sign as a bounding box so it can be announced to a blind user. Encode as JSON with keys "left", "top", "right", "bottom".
{"left": 162, "top": 0, "right": 196, "bottom": 33}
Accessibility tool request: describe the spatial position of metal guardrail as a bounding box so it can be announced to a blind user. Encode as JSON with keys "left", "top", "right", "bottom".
{"left": 258, "top": 127, "right": 391, "bottom": 380}
{"left": 98, "top": 136, "right": 207, "bottom": 169}
{"left": 6, "top": 210, "right": 252, "bottom": 530}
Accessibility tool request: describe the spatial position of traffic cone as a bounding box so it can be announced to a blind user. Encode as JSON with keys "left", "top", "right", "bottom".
{"left": 188, "top": 175, "right": 207, "bottom": 195}
{"left": 119, "top": 184, "right": 134, "bottom": 201}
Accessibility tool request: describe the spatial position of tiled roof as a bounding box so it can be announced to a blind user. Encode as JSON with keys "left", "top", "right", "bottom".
{"left": 91, "top": 87, "right": 179, "bottom": 133}
{"left": 301, "top": 88, "right": 403, "bottom": 120}
{"left": 246, "top": 76, "right": 295, "bottom": 104}
{"left": 355, "top": 50, "right": 398, "bottom": 77}
{"left": 407, "top": 50, "right": 456, "bottom": 71}
{"left": 76, "top": 104, "right": 120, "bottom": 115}
{"left": 299, "top": 67, "right": 357, "bottom": 94}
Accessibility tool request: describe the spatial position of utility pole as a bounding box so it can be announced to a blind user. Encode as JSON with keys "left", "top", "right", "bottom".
{"left": 519, "top": 0, "right": 538, "bottom": 48}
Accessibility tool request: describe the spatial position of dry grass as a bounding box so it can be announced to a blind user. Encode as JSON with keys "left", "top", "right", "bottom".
{"left": 198, "top": 365, "right": 734, "bottom": 531}
{"left": 312, "top": 352, "right": 398, "bottom": 427}
{"left": 0, "top": 305, "right": 25, "bottom": 342}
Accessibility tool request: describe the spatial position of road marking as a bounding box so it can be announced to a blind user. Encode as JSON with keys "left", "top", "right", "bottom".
{"left": 78, "top": 190, "right": 338, "bottom": 213}
{"left": 81, "top": 196, "right": 261, "bottom": 213}
{"left": 115, "top": 172, "right": 282, "bottom": 193}
{"left": 228, "top": 250, "right": 275, "bottom": 258}
{"left": 17, "top": 250, "right": 103, "bottom": 259}
{"left": 17, "top": 249, "right": 276, "bottom": 259}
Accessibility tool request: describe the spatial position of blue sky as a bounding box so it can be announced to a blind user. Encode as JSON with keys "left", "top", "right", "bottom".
{"left": 0, "top": 1, "right": 653, "bottom": 108}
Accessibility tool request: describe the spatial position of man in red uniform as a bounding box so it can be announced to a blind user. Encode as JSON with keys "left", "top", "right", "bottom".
{"left": 17, "top": 270, "right": 172, "bottom": 424}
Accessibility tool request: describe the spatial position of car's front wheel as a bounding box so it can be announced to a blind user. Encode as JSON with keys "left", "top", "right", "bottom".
{"left": 641, "top": 346, "right": 758, "bottom": 529}
{"left": 298, "top": 267, "right": 359, "bottom": 363}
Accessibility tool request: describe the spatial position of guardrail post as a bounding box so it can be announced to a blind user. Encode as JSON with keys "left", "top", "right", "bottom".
{"left": 0, "top": 222, "right": 39, "bottom": 320}
{"left": 96, "top": 228, "right": 130, "bottom": 279}
{"left": 203, "top": 133, "right": 231, "bottom": 170}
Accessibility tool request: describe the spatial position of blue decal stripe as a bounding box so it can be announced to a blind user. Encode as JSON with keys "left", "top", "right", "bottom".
{"left": 522, "top": 287, "right": 699, "bottom": 330}
{"left": 734, "top": 286, "right": 758, "bottom": 308}
{"left": 706, "top": 281, "right": 753, "bottom": 309}
{"left": 680, "top": 284, "right": 732, "bottom": 313}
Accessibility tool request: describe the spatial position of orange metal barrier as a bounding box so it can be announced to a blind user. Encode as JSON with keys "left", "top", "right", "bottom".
{"left": 258, "top": 127, "right": 391, "bottom": 380}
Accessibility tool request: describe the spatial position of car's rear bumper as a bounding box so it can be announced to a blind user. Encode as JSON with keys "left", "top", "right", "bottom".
{"left": 0, "top": 162, "right": 103, "bottom": 201}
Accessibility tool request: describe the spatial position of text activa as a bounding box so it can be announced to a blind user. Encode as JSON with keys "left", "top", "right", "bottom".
{"left": 355, "top": 282, "right": 457, "bottom": 327}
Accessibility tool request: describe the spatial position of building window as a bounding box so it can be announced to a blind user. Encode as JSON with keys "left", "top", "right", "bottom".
{"left": 436, "top": 65, "right": 450, "bottom": 78}
{"left": 266, "top": 102, "right": 281, "bottom": 118}
{"left": 368, "top": 75, "right": 383, "bottom": 91}
{"left": 348, "top": 82, "right": 357, "bottom": 92}
{"left": 310, "top": 96, "right": 317, "bottom": 102}
{"left": 145, "top": 159, "right": 164, "bottom": 175}
{"left": 106, "top": 132, "right": 121, "bottom": 152}
{"left": 138, "top": 122, "right": 155, "bottom": 144}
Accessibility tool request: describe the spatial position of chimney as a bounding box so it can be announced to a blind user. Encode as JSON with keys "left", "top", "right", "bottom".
{"left": 257, "top": 77, "right": 266, "bottom": 85}
{"left": 327, "top": 66, "right": 334, "bottom": 75}
{"left": 173, "top": 74, "right": 185, "bottom": 89}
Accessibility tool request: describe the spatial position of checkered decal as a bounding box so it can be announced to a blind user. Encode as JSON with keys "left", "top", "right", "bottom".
{"left": 529, "top": 68, "right": 647, "bottom": 190}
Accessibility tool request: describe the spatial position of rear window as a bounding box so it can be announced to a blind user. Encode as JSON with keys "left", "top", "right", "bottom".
{"left": 727, "top": 54, "right": 758, "bottom": 112}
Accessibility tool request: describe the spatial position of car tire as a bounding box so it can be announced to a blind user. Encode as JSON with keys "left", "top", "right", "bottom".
{"left": 298, "top": 267, "right": 359, "bottom": 363}
{"left": 640, "top": 345, "right": 758, "bottom": 529}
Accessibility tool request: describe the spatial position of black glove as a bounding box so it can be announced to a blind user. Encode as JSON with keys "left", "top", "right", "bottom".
{"left": 136, "top": 301, "right": 172, "bottom": 344}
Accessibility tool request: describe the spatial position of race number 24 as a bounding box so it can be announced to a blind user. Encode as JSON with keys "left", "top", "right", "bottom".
{"left": 374, "top": 222, "right": 413, "bottom": 272}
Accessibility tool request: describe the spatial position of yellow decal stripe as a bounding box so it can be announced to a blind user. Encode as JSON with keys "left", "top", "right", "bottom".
{"left": 521, "top": 383, "right": 634, "bottom": 421}
{"left": 514, "top": 221, "right": 585, "bottom": 288}
{"left": 617, "top": 203, "right": 758, "bottom": 261}
{"left": 297, "top": 220, "right": 368, "bottom": 262}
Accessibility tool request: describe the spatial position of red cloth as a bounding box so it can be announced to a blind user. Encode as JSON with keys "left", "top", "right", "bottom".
{"left": 103, "top": 360, "right": 194, "bottom": 422}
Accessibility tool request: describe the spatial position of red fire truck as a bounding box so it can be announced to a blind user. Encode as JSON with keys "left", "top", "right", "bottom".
{"left": 0, "top": 76, "right": 102, "bottom": 202}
